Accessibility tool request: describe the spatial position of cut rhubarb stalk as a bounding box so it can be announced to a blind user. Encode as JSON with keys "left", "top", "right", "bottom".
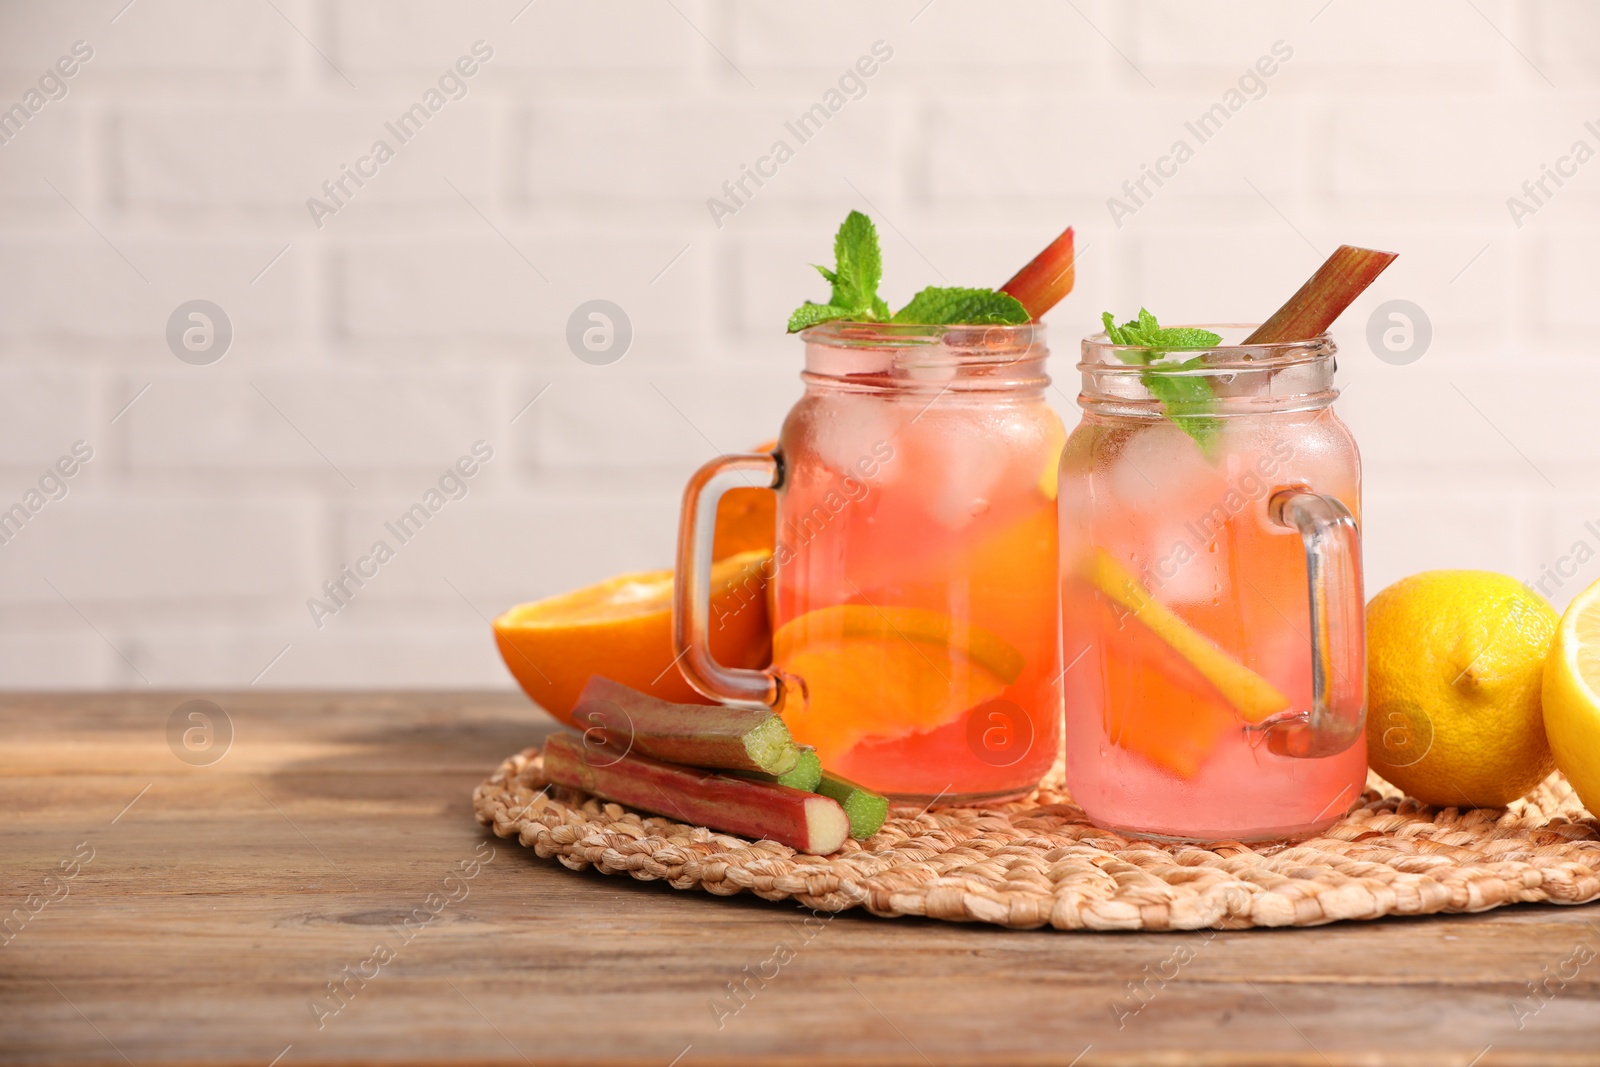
{"left": 732, "top": 746, "right": 823, "bottom": 792}
{"left": 815, "top": 772, "right": 889, "bottom": 839}
{"left": 999, "top": 225, "right": 1075, "bottom": 321}
{"left": 542, "top": 732, "right": 850, "bottom": 855}
{"left": 1243, "top": 245, "right": 1398, "bottom": 345}
{"left": 573, "top": 676, "right": 800, "bottom": 775}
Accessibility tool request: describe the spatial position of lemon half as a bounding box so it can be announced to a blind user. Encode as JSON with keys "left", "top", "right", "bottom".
{"left": 1541, "top": 576, "right": 1600, "bottom": 816}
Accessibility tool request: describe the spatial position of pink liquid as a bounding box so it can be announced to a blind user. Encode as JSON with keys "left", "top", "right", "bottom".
{"left": 1058, "top": 410, "right": 1367, "bottom": 841}
{"left": 771, "top": 384, "right": 1064, "bottom": 802}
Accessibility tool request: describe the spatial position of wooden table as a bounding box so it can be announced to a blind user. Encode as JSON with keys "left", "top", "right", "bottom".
{"left": 4, "top": 692, "right": 1599, "bottom": 1066}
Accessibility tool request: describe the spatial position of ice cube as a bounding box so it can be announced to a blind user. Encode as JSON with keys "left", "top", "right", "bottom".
{"left": 1103, "top": 421, "right": 1224, "bottom": 513}
{"left": 805, "top": 392, "right": 907, "bottom": 485}
{"left": 901, "top": 408, "right": 1012, "bottom": 528}
{"left": 1270, "top": 416, "right": 1359, "bottom": 505}
{"left": 1141, "top": 521, "right": 1231, "bottom": 605}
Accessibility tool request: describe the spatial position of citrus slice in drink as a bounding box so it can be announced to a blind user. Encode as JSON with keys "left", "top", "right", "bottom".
{"left": 1071, "top": 548, "right": 1293, "bottom": 779}
{"left": 1084, "top": 548, "right": 1291, "bottom": 723}
{"left": 1072, "top": 586, "right": 1237, "bottom": 780}
{"left": 772, "top": 604, "right": 1023, "bottom": 764}
{"left": 493, "top": 549, "right": 771, "bottom": 727}
{"left": 1038, "top": 418, "right": 1068, "bottom": 500}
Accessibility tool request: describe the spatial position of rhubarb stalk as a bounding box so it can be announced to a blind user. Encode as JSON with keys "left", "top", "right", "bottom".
{"left": 732, "top": 746, "right": 823, "bottom": 792}
{"left": 1000, "top": 226, "right": 1075, "bottom": 321}
{"left": 573, "top": 676, "right": 800, "bottom": 775}
{"left": 542, "top": 732, "right": 850, "bottom": 855}
{"left": 815, "top": 772, "right": 889, "bottom": 839}
{"left": 1243, "top": 245, "right": 1398, "bottom": 345}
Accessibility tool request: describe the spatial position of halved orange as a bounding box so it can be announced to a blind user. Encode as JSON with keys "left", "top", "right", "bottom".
{"left": 772, "top": 604, "right": 1023, "bottom": 764}
{"left": 493, "top": 550, "right": 772, "bottom": 727}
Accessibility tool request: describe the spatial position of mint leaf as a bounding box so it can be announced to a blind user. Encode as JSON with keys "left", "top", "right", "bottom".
{"left": 1101, "top": 311, "right": 1133, "bottom": 346}
{"left": 892, "top": 287, "right": 1030, "bottom": 326}
{"left": 1154, "top": 326, "right": 1223, "bottom": 348}
{"left": 1143, "top": 359, "right": 1222, "bottom": 454}
{"left": 830, "top": 210, "right": 882, "bottom": 312}
{"left": 787, "top": 303, "right": 855, "bottom": 332}
{"left": 1100, "top": 309, "right": 1223, "bottom": 455}
{"left": 1103, "top": 310, "right": 1220, "bottom": 351}
{"left": 1134, "top": 307, "right": 1160, "bottom": 342}
{"left": 787, "top": 211, "right": 889, "bottom": 332}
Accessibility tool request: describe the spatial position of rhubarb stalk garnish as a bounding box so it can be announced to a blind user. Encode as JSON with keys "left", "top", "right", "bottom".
{"left": 1000, "top": 225, "right": 1075, "bottom": 320}
{"left": 1243, "top": 245, "right": 1398, "bottom": 345}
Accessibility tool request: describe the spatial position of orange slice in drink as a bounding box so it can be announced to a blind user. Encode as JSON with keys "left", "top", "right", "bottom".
{"left": 1074, "top": 549, "right": 1292, "bottom": 779}
{"left": 493, "top": 549, "right": 771, "bottom": 727}
{"left": 1080, "top": 589, "right": 1238, "bottom": 780}
{"left": 772, "top": 604, "right": 1023, "bottom": 764}
{"left": 1084, "top": 548, "right": 1291, "bottom": 723}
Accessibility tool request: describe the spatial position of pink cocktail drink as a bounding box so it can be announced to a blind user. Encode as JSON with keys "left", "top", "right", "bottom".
{"left": 771, "top": 325, "right": 1064, "bottom": 800}
{"left": 679, "top": 323, "right": 1065, "bottom": 804}
{"left": 1059, "top": 326, "right": 1367, "bottom": 841}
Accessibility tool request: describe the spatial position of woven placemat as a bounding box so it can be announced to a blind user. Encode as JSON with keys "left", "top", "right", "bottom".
{"left": 472, "top": 744, "right": 1600, "bottom": 930}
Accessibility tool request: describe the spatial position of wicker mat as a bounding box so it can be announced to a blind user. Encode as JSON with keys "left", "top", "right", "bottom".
{"left": 472, "top": 744, "right": 1600, "bottom": 931}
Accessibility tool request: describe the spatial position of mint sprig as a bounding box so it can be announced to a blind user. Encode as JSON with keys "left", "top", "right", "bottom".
{"left": 786, "top": 212, "right": 1031, "bottom": 332}
{"left": 823, "top": 210, "right": 889, "bottom": 320}
{"left": 1101, "top": 309, "right": 1222, "bottom": 455}
{"left": 787, "top": 211, "right": 891, "bottom": 332}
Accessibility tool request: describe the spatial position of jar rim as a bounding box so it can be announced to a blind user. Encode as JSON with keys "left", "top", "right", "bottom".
{"left": 798, "top": 320, "right": 1048, "bottom": 394}
{"left": 1080, "top": 323, "right": 1333, "bottom": 373}
{"left": 801, "top": 319, "right": 1046, "bottom": 355}
{"left": 1077, "top": 323, "right": 1338, "bottom": 416}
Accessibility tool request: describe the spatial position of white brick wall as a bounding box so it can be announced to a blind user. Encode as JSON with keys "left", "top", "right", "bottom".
{"left": 2, "top": 0, "right": 1598, "bottom": 690}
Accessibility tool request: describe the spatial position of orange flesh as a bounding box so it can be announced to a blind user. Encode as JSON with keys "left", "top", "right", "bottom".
{"left": 1072, "top": 581, "right": 1239, "bottom": 780}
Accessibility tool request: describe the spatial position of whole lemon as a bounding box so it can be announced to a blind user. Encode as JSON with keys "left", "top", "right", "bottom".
{"left": 1366, "top": 570, "right": 1557, "bottom": 808}
{"left": 1540, "top": 576, "right": 1600, "bottom": 817}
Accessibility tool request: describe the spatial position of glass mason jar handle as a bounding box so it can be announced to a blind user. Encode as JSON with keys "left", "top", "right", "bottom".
{"left": 1264, "top": 488, "right": 1367, "bottom": 759}
{"left": 673, "top": 451, "right": 787, "bottom": 710}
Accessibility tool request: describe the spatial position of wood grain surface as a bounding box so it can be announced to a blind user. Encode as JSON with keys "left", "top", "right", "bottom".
{"left": 3, "top": 692, "right": 1599, "bottom": 1067}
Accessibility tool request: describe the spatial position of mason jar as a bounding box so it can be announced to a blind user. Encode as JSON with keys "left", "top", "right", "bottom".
{"left": 676, "top": 322, "right": 1065, "bottom": 803}
{"left": 1059, "top": 325, "right": 1366, "bottom": 841}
